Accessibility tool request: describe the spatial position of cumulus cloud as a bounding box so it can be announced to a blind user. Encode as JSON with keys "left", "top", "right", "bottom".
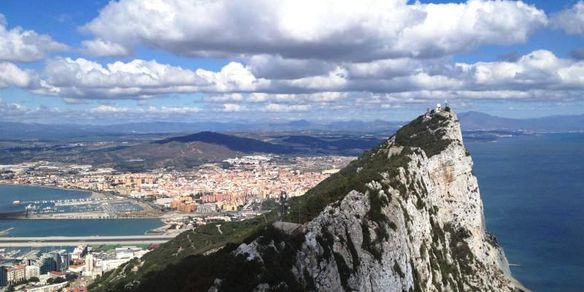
{"left": 459, "top": 50, "right": 584, "bottom": 90}
{"left": 0, "top": 14, "right": 68, "bottom": 62}
{"left": 0, "top": 98, "right": 27, "bottom": 113}
{"left": 261, "top": 103, "right": 310, "bottom": 112}
{"left": 551, "top": 1, "right": 584, "bottom": 35}
{"left": 38, "top": 58, "right": 268, "bottom": 99}
{"left": 205, "top": 92, "right": 349, "bottom": 104}
{"left": 0, "top": 62, "right": 35, "bottom": 88}
{"left": 90, "top": 104, "right": 201, "bottom": 114}
{"left": 82, "top": 0, "right": 546, "bottom": 61}
{"left": 26, "top": 50, "right": 584, "bottom": 105}
{"left": 222, "top": 103, "right": 246, "bottom": 112}
{"left": 81, "top": 39, "right": 132, "bottom": 57}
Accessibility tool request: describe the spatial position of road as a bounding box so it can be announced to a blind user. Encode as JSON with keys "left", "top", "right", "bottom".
{"left": 0, "top": 235, "right": 175, "bottom": 247}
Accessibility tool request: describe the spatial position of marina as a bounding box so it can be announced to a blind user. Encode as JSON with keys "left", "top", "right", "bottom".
{"left": 2, "top": 186, "right": 161, "bottom": 219}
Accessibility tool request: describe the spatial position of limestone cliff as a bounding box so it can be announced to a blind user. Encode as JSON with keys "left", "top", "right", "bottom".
{"left": 91, "top": 110, "right": 524, "bottom": 292}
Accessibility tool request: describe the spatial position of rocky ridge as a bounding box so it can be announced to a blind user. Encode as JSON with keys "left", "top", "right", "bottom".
{"left": 91, "top": 109, "right": 524, "bottom": 292}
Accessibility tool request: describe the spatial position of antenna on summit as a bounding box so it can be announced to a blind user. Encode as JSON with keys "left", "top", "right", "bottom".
{"left": 444, "top": 100, "right": 451, "bottom": 111}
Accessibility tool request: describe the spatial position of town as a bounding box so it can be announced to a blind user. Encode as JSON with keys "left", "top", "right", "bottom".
{"left": 0, "top": 155, "right": 351, "bottom": 216}
{"left": 0, "top": 154, "right": 353, "bottom": 290}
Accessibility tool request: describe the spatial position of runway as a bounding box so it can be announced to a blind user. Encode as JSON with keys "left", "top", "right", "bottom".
{"left": 0, "top": 235, "right": 175, "bottom": 247}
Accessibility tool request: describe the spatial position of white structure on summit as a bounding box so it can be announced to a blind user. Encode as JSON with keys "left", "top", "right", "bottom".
{"left": 435, "top": 103, "right": 442, "bottom": 112}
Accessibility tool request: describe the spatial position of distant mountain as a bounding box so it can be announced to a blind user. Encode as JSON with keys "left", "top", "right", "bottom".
{"left": 107, "top": 140, "right": 238, "bottom": 171}
{"left": 459, "top": 111, "right": 584, "bottom": 132}
{"left": 154, "top": 131, "right": 294, "bottom": 154}
{"left": 0, "top": 119, "right": 400, "bottom": 140}
{"left": 2, "top": 111, "right": 583, "bottom": 141}
{"left": 82, "top": 132, "right": 298, "bottom": 170}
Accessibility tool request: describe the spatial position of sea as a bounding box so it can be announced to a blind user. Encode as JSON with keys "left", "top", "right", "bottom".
{"left": 0, "top": 133, "right": 581, "bottom": 290}
{"left": 467, "top": 133, "right": 584, "bottom": 292}
{"left": 0, "top": 184, "right": 163, "bottom": 237}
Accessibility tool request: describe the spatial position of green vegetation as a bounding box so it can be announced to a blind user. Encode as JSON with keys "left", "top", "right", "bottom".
{"left": 287, "top": 112, "right": 456, "bottom": 225}
{"left": 94, "top": 225, "right": 306, "bottom": 292}
{"left": 89, "top": 211, "right": 277, "bottom": 291}
{"left": 286, "top": 139, "right": 411, "bottom": 224}
{"left": 361, "top": 187, "right": 393, "bottom": 261}
{"left": 47, "top": 277, "right": 69, "bottom": 285}
{"left": 92, "top": 112, "right": 460, "bottom": 291}
{"left": 260, "top": 197, "right": 278, "bottom": 210}
{"left": 427, "top": 219, "right": 478, "bottom": 292}
{"left": 91, "top": 244, "right": 150, "bottom": 252}
{"left": 394, "top": 113, "right": 453, "bottom": 158}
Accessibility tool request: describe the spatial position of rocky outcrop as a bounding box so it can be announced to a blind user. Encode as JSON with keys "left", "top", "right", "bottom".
{"left": 232, "top": 110, "right": 523, "bottom": 291}
{"left": 92, "top": 109, "right": 524, "bottom": 292}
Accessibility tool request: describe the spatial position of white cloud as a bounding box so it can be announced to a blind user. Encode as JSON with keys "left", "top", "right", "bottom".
{"left": 81, "top": 39, "right": 132, "bottom": 57}
{"left": 261, "top": 103, "right": 310, "bottom": 112}
{"left": 551, "top": 1, "right": 584, "bottom": 35}
{"left": 82, "top": 0, "right": 546, "bottom": 61}
{"left": 0, "top": 14, "right": 68, "bottom": 62}
{"left": 205, "top": 92, "right": 349, "bottom": 104}
{"left": 222, "top": 103, "right": 245, "bottom": 112}
{"left": 39, "top": 58, "right": 268, "bottom": 99}
{"left": 147, "top": 106, "right": 201, "bottom": 114}
{"left": 90, "top": 104, "right": 130, "bottom": 113}
{"left": 204, "top": 93, "right": 245, "bottom": 103}
{"left": 90, "top": 104, "right": 201, "bottom": 114}
{"left": 0, "top": 62, "right": 35, "bottom": 88}
{"left": 27, "top": 50, "right": 584, "bottom": 106}
{"left": 460, "top": 50, "right": 583, "bottom": 89}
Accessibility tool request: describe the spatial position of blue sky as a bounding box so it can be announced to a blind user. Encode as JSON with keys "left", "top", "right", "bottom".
{"left": 0, "top": 0, "right": 583, "bottom": 123}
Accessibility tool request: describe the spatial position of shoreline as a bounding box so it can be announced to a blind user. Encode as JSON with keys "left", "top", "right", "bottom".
{"left": 0, "top": 182, "right": 94, "bottom": 198}
{"left": 0, "top": 182, "right": 93, "bottom": 194}
{"left": 0, "top": 183, "right": 167, "bottom": 236}
{"left": 7, "top": 215, "right": 165, "bottom": 220}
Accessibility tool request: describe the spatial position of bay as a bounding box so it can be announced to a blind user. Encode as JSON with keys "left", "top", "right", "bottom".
{"left": 0, "top": 184, "right": 163, "bottom": 236}
{"left": 467, "top": 133, "right": 584, "bottom": 292}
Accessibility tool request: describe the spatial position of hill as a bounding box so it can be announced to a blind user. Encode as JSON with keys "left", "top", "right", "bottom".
{"left": 81, "top": 132, "right": 292, "bottom": 170}
{"left": 154, "top": 131, "right": 294, "bottom": 154}
{"left": 89, "top": 109, "right": 522, "bottom": 291}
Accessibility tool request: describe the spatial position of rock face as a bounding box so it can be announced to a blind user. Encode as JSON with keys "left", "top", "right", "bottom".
{"left": 232, "top": 110, "right": 523, "bottom": 291}
{"left": 92, "top": 110, "right": 524, "bottom": 292}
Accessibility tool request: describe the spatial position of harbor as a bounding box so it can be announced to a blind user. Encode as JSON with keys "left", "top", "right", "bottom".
{"left": 8, "top": 191, "right": 162, "bottom": 220}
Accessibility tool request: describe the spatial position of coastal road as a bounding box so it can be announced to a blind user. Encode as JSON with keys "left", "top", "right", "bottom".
{"left": 0, "top": 235, "right": 175, "bottom": 247}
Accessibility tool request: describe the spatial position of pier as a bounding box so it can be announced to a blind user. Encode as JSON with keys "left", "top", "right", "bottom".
{"left": 0, "top": 235, "right": 175, "bottom": 247}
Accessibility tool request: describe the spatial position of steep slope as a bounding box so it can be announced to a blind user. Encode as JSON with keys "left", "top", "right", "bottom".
{"left": 90, "top": 110, "right": 523, "bottom": 291}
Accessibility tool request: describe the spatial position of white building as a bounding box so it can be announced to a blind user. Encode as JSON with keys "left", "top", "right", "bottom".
{"left": 115, "top": 246, "right": 143, "bottom": 260}
{"left": 154, "top": 198, "right": 173, "bottom": 208}
{"left": 25, "top": 265, "right": 40, "bottom": 279}
{"left": 85, "top": 253, "right": 94, "bottom": 273}
{"left": 100, "top": 259, "right": 129, "bottom": 273}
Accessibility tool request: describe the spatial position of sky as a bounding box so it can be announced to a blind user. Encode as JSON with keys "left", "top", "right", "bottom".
{"left": 0, "top": 0, "right": 583, "bottom": 124}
